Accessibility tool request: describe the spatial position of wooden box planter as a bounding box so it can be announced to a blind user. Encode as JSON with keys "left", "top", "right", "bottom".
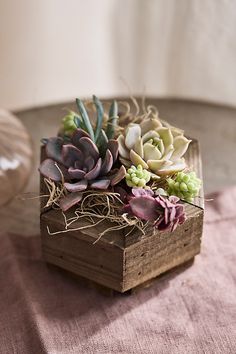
{"left": 40, "top": 139, "right": 204, "bottom": 293}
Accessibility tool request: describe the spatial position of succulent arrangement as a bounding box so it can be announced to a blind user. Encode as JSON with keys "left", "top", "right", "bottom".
{"left": 39, "top": 96, "right": 202, "bottom": 235}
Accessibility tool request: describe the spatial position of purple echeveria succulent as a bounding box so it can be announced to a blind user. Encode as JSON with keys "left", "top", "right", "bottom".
{"left": 39, "top": 128, "right": 126, "bottom": 211}
{"left": 154, "top": 195, "right": 186, "bottom": 232}
{"left": 124, "top": 188, "right": 186, "bottom": 232}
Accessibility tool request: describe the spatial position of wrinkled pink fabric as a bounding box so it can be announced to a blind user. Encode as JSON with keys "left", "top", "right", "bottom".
{"left": 1, "top": 187, "right": 236, "bottom": 354}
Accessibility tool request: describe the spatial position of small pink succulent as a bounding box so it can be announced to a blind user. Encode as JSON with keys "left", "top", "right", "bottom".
{"left": 123, "top": 188, "right": 186, "bottom": 232}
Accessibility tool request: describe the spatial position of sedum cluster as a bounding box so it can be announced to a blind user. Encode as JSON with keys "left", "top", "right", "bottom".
{"left": 62, "top": 111, "right": 78, "bottom": 136}
{"left": 126, "top": 165, "right": 151, "bottom": 188}
{"left": 167, "top": 171, "right": 201, "bottom": 202}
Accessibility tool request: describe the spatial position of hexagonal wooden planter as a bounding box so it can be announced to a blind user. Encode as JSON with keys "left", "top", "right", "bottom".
{"left": 40, "top": 139, "right": 204, "bottom": 293}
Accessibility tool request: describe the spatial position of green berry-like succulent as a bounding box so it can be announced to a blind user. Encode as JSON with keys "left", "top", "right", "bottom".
{"left": 62, "top": 111, "right": 79, "bottom": 136}
{"left": 167, "top": 171, "right": 202, "bottom": 202}
{"left": 126, "top": 165, "right": 151, "bottom": 188}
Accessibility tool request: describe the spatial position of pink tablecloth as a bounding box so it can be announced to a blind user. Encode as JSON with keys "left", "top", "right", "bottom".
{"left": 1, "top": 187, "right": 236, "bottom": 354}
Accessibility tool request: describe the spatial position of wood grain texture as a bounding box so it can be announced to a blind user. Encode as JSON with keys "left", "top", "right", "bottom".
{"left": 40, "top": 138, "right": 204, "bottom": 292}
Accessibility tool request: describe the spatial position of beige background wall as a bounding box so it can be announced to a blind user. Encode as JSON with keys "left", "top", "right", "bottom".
{"left": 0, "top": 0, "right": 236, "bottom": 110}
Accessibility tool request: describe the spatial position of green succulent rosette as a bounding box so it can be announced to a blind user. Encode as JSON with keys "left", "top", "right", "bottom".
{"left": 118, "top": 117, "right": 191, "bottom": 179}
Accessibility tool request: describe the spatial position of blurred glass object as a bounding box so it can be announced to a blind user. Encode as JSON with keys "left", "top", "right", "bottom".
{"left": 0, "top": 109, "right": 33, "bottom": 207}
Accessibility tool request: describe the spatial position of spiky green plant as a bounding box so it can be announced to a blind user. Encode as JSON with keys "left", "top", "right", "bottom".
{"left": 61, "top": 96, "right": 118, "bottom": 156}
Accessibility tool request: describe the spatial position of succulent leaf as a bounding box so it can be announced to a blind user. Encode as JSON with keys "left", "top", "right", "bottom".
{"left": 129, "top": 196, "right": 158, "bottom": 221}
{"left": 79, "top": 137, "right": 99, "bottom": 160}
{"left": 93, "top": 95, "right": 104, "bottom": 142}
{"left": 72, "top": 128, "right": 91, "bottom": 148}
{"left": 84, "top": 158, "right": 102, "bottom": 180}
{"left": 64, "top": 179, "right": 88, "bottom": 192}
{"left": 76, "top": 98, "right": 95, "bottom": 141}
{"left": 39, "top": 159, "right": 67, "bottom": 182}
{"left": 46, "top": 137, "right": 64, "bottom": 164}
{"left": 107, "top": 139, "right": 119, "bottom": 161}
{"left": 110, "top": 165, "right": 126, "bottom": 186}
{"left": 68, "top": 167, "right": 86, "bottom": 179}
{"left": 60, "top": 192, "right": 83, "bottom": 211}
{"left": 96, "top": 129, "right": 109, "bottom": 156}
{"left": 100, "top": 149, "right": 113, "bottom": 175}
{"left": 62, "top": 145, "right": 83, "bottom": 168}
{"left": 90, "top": 178, "right": 110, "bottom": 189}
{"left": 74, "top": 115, "right": 86, "bottom": 131}
{"left": 106, "top": 100, "right": 118, "bottom": 139}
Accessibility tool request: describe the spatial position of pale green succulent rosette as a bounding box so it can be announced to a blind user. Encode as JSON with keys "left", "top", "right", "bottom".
{"left": 118, "top": 117, "right": 191, "bottom": 179}
{"left": 167, "top": 171, "right": 202, "bottom": 202}
{"left": 126, "top": 165, "right": 151, "bottom": 188}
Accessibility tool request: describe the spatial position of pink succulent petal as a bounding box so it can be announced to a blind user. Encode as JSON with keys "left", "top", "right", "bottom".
{"left": 71, "top": 128, "right": 91, "bottom": 148}
{"left": 156, "top": 197, "right": 167, "bottom": 209}
{"left": 164, "top": 207, "right": 169, "bottom": 224}
{"left": 171, "top": 220, "right": 179, "bottom": 232}
{"left": 129, "top": 196, "right": 159, "bottom": 221}
{"left": 60, "top": 192, "right": 83, "bottom": 211}
{"left": 175, "top": 205, "right": 184, "bottom": 218}
{"left": 155, "top": 216, "right": 169, "bottom": 231}
{"left": 39, "top": 159, "right": 68, "bottom": 182}
{"left": 132, "top": 188, "right": 154, "bottom": 197}
{"left": 64, "top": 179, "right": 88, "bottom": 192}
{"left": 79, "top": 137, "right": 99, "bottom": 160}
{"left": 110, "top": 165, "right": 126, "bottom": 186}
{"left": 100, "top": 149, "right": 113, "bottom": 176}
{"left": 89, "top": 179, "right": 110, "bottom": 189}
{"left": 107, "top": 139, "right": 119, "bottom": 162}
{"left": 165, "top": 199, "right": 175, "bottom": 208}
{"left": 62, "top": 145, "right": 83, "bottom": 168}
{"left": 169, "top": 195, "right": 180, "bottom": 204}
{"left": 46, "top": 137, "right": 64, "bottom": 164}
{"left": 169, "top": 207, "right": 176, "bottom": 222}
{"left": 85, "top": 158, "right": 102, "bottom": 180}
{"left": 68, "top": 167, "right": 86, "bottom": 179}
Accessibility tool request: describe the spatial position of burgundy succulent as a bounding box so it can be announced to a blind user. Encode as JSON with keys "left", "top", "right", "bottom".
{"left": 124, "top": 188, "right": 186, "bottom": 232}
{"left": 39, "top": 128, "right": 126, "bottom": 211}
